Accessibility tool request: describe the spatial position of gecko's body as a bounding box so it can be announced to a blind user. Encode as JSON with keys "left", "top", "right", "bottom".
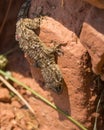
{"left": 15, "top": 18, "right": 64, "bottom": 93}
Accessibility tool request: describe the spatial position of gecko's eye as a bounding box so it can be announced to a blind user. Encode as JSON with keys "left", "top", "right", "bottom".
{"left": 56, "top": 86, "right": 62, "bottom": 93}
{"left": 52, "top": 85, "right": 63, "bottom": 94}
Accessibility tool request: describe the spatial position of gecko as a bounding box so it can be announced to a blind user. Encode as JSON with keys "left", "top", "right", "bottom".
{"left": 15, "top": 17, "right": 65, "bottom": 94}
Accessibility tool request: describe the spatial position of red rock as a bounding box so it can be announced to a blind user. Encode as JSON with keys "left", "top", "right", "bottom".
{"left": 0, "top": 103, "right": 15, "bottom": 129}
{"left": 27, "top": 16, "right": 89, "bottom": 129}
{"left": 11, "top": 100, "right": 21, "bottom": 108}
{"left": 0, "top": 88, "right": 11, "bottom": 102}
{"left": 80, "top": 7, "right": 104, "bottom": 80}
{"left": 0, "top": 0, "right": 24, "bottom": 52}
{"left": 84, "top": 0, "right": 104, "bottom": 9}
{"left": 91, "top": 112, "right": 100, "bottom": 118}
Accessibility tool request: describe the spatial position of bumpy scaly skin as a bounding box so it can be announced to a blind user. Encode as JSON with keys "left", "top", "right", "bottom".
{"left": 15, "top": 18, "right": 64, "bottom": 94}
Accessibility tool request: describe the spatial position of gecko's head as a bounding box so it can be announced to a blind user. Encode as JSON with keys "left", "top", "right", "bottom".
{"left": 49, "top": 81, "right": 64, "bottom": 94}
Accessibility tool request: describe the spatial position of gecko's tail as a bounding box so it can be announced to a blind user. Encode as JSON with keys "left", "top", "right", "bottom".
{"left": 17, "top": 0, "right": 31, "bottom": 21}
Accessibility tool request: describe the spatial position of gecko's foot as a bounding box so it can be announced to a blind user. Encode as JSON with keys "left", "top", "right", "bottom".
{"left": 51, "top": 41, "right": 67, "bottom": 56}
{"left": 54, "top": 44, "right": 64, "bottom": 56}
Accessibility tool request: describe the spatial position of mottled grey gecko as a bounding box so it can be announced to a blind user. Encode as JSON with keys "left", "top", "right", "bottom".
{"left": 16, "top": 1, "right": 65, "bottom": 94}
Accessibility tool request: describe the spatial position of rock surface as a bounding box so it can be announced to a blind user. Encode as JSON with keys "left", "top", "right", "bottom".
{"left": 29, "top": 16, "right": 88, "bottom": 130}
{"left": 0, "top": 103, "right": 39, "bottom": 130}
{"left": 0, "top": 88, "right": 11, "bottom": 102}
{"left": 80, "top": 7, "right": 104, "bottom": 80}
{"left": 84, "top": 0, "right": 104, "bottom": 9}
{"left": 0, "top": 0, "right": 24, "bottom": 52}
{"left": 27, "top": 0, "right": 91, "bottom": 129}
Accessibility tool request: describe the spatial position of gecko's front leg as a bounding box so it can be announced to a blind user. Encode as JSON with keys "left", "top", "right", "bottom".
{"left": 48, "top": 42, "right": 67, "bottom": 57}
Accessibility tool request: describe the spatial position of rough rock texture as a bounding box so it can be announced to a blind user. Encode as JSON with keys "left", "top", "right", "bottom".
{"left": 29, "top": 0, "right": 90, "bottom": 35}
{"left": 0, "top": 103, "right": 39, "bottom": 130}
{"left": 26, "top": 0, "right": 92, "bottom": 129}
{"left": 29, "top": 16, "right": 88, "bottom": 130}
{"left": 84, "top": 0, "right": 104, "bottom": 9}
{"left": 80, "top": 7, "right": 104, "bottom": 80}
{"left": 0, "top": 0, "right": 24, "bottom": 53}
{"left": 0, "top": 88, "right": 11, "bottom": 102}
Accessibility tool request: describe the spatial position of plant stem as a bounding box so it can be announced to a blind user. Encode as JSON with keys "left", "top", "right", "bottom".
{"left": 2, "top": 46, "right": 19, "bottom": 56}
{"left": 0, "top": 75, "right": 34, "bottom": 114}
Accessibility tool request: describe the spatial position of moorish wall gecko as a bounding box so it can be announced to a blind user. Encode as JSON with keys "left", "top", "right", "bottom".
{"left": 15, "top": 18, "right": 65, "bottom": 94}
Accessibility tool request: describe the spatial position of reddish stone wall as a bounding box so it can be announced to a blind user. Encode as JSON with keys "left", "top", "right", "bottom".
{"left": 0, "top": 0, "right": 24, "bottom": 52}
